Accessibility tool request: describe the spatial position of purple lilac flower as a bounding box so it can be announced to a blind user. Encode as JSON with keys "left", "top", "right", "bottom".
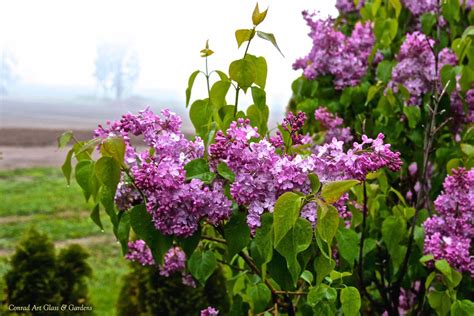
{"left": 314, "top": 107, "right": 353, "bottom": 144}
{"left": 159, "top": 246, "right": 187, "bottom": 277}
{"left": 210, "top": 118, "right": 401, "bottom": 230}
{"left": 423, "top": 168, "right": 474, "bottom": 276}
{"left": 388, "top": 32, "right": 436, "bottom": 106}
{"left": 181, "top": 273, "right": 197, "bottom": 288}
{"left": 313, "top": 135, "right": 402, "bottom": 182}
{"left": 402, "top": 0, "right": 437, "bottom": 16}
{"left": 398, "top": 282, "right": 420, "bottom": 315}
{"left": 282, "top": 111, "right": 308, "bottom": 145}
{"left": 95, "top": 109, "right": 232, "bottom": 237}
{"left": 115, "top": 181, "right": 142, "bottom": 212}
{"left": 201, "top": 306, "right": 219, "bottom": 316}
{"left": 388, "top": 33, "right": 463, "bottom": 110}
{"left": 336, "top": 0, "right": 365, "bottom": 14}
{"left": 293, "top": 13, "right": 375, "bottom": 90}
{"left": 465, "top": 0, "right": 474, "bottom": 9}
{"left": 125, "top": 240, "right": 155, "bottom": 266}
{"left": 209, "top": 119, "right": 316, "bottom": 230}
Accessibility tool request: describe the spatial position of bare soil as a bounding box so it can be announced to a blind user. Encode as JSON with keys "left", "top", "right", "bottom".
{"left": 0, "top": 128, "right": 93, "bottom": 170}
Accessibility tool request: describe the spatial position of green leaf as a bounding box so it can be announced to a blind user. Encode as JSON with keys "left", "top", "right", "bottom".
{"left": 188, "top": 249, "right": 217, "bottom": 286}
{"left": 366, "top": 85, "right": 381, "bottom": 105}
{"left": 451, "top": 300, "right": 474, "bottom": 316}
{"left": 95, "top": 156, "right": 121, "bottom": 189}
{"left": 186, "top": 70, "right": 200, "bottom": 107}
{"left": 58, "top": 130, "right": 73, "bottom": 149}
{"left": 117, "top": 212, "right": 130, "bottom": 255}
{"left": 210, "top": 80, "right": 231, "bottom": 110}
{"left": 275, "top": 218, "right": 313, "bottom": 284}
{"left": 252, "top": 213, "right": 273, "bottom": 270}
{"left": 216, "top": 162, "right": 235, "bottom": 182}
{"left": 376, "top": 61, "right": 395, "bottom": 83}
{"left": 435, "top": 259, "right": 462, "bottom": 288}
{"left": 313, "top": 301, "right": 336, "bottom": 316}
{"left": 72, "top": 141, "right": 94, "bottom": 161}
{"left": 184, "top": 158, "right": 215, "bottom": 183}
{"left": 129, "top": 204, "right": 173, "bottom": 264}
{"left": 273, "top": 192, "right": 303, "bottom": 246}
{"left": 253, "top": 56, "right": 267, "bottom": 89}
{"left": 314, "top": 255, "right": 335, "bottom": 285}
{"left": 421, "top": 13, "right": 437, "bottom": 35}
{"left": 200, "top": 39, "right": 214, "bottom": 57}
{"left": 214, "top": 70, "right": 228, "bottom": 81}
{"left": 403, "top": 106, "right": 421, "bottom": 129}
{"left": 229, "top": 59, "right": 256, "bottom": 90}
{"left": 442, "top": 0, "right": 460, "bottom": 24}
{"left": 190, "top": 99, "right": 212, "bottom": 137}
{"left": 340, "top": 287, "right": 361, "bottom": 316}
{"left": 336, "top": 228, "right": 359, "bottom": 267}
{"left": 425, "top": 271, "right": 436, "bottom": 289}
{"left": 62, "top": 149, "right": 73, "bottom": 185}
{"left": 252, "top": 3, "right": 268, "bottom": 26}
{"left": 75, "top": 160, "right": 95, "bottom": 201}
{"left": 224, "top": 212, "right": 250, "bottom": 260}
{"left": 90, "top": 203, "right": 103, "bottom": 230}
{"left": 257, "top": 31, "right": 284, "bottom": 57}
{"left": 100, "top": 185, "right": 118, "bottom": 230}
{"left": 329, "top": 270, "right": 352, "bottom": 281}
{"left": 301, "top": 270, "right": 314, "bottom": 285}
{"left": 389, "top": 0, "right": 401, "bottom": 17}
{"left": 249, "top": 283, "right": 271, "bottom": 313}
{"left": 307, "top": 285, "right": 337, "bottom": 306}
{"left": 321, "top": 180, "right": 359, "bottom": 204}
{"left": 382, "top": 215, "right": 406, "bottom": 256}
{"left": 420, "top": 254, "right": 434, "bottom": 264}
{"left": 235, "top": 29, "right": 254, "bottom": 48}
{"left": 100, "top": 136, "right": 126, "bottom": 165}
{"left": 317, "top": 205, "right": 340, "bottom": 244}
{"left": 461, "top": 143, "right": 474, "bottom": 157}
{"left": 460, "top": 64, "right": 474, "bottom": 92}
{"left": 177, "top": 230, "right": 201, "bottom": 258}
{"left": 428, "top": 290, "right": 451, "bottom": 316}
{"left": 308, "top": 173, "right": 321, "bottom": 193}
{"left": 251, "top": 86, "right": 266, "bottom": 109}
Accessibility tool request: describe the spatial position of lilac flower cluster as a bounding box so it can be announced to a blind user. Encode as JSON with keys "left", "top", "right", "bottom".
{"left": 388, "top": 32, "right": 436, "bottom": 106}
{"left": 387, "top": 32, "right": 463, "bottom": 107}
{"left": 439, "top": 49, "right": 474, "bottom": 134}
{"left": 402, "top": 0, "right": 437, "bottom": 16}
{"left": 210, "top": 117, "right": 402, "bottom": 230}
{"left": 160, "top": 246, "right": 196, "bottom": 287}
{"left": 201, "top": 306, "right": 219, "bottom": 316}
{"left": 423, "top": 168, "right": 474, "bottom": 276}
{"left": 314, "top": 107, "right": 353, "bottom": 144}
{"left": 125, "top": 241, "right": 197, "bottom": 287}
{"left": 313, "top": 135, "right": 402, "bottom": 182}
{"left": 336, "top": 0, "right": 365, "bottom": 14}
{"left": 389, "top": 33, "right": 474, "bottom": 132}
{"left": 159, "top": 246, "right": 186, "bottom": 277}
{"left": 282, "top": 111, "right": 308, "bottom": 145}
{"left": 293, "top": 12, "right": 375, "bottom": 89}
{"left": 115, "top": 180, "right": 142, "bottom": 212}
{"left": 95, "top": 108, "right": 232, "bottom": 237}
{"left": 210, "top": 118, "right": 315, "bottom": 230}
{"left": 125, "top": 240, "right": 155, "bottom": 266}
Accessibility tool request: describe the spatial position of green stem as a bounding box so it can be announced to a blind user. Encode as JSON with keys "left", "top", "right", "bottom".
{"left": 205, "top": 56, "right": 211, "bottom": 99}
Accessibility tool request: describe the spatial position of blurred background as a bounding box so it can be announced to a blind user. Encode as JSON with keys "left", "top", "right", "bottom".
{"left": 0, "top": 0, "right": 336, "bottom": 314}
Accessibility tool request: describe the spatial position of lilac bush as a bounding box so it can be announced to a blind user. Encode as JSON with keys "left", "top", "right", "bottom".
{"left": 59, "top": 1, "right": 474, "bottom": 315}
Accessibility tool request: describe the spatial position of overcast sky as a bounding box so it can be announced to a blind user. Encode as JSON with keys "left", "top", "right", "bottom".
{"left": 0, "top": 0, "right": 337, "bottom": 104}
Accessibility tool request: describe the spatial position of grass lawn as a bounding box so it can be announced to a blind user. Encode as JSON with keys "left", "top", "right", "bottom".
{"left": 0, "top": 167, "right": 130, "bottom": 315}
